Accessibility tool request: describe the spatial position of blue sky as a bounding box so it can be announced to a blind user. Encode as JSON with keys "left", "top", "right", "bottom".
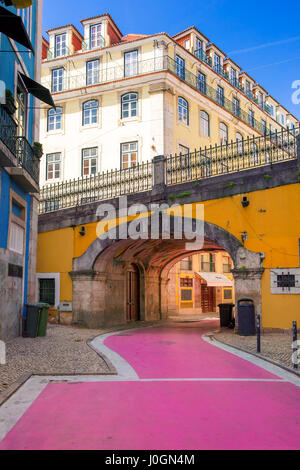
{"left": 43, "top": 0, "right": 300, "bottom": 119}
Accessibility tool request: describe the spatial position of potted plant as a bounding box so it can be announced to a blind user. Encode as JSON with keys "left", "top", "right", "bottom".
{"left": 4, "top": 90, "right": 16, "bottom": 115}
{"left": 33, "top": 142, "right": 43, "bottom": 159}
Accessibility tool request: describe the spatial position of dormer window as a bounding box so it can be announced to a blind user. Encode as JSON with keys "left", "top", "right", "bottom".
{"left": 213, "top": 53, "right": 221, "bottom": 74}
{"left": 245, "top": 80, "right": 252, "bottom": 99}
{"left": 55, "top": 33, "right": 67, "bottom": 58}
{"left": 90, "top": 23, "right": 103, "bottom": 49}
{"left": 257, "top": 91, "right": 264, "bottom": 108}
{"left": 184, "top": 39, "right": 190, "bottom": 50}
{"left": 230, "top": 68, "right": 237, "bottom": 87}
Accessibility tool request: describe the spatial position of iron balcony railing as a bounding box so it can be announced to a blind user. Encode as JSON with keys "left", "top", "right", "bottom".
{"left": 39, "top": 161, "right": 152, "bottom": 214}
{"left": 45, "top": 55, "right": 282, "bottom": 134}
{"left": 166, "top": 127, "right": 298, "bottom": 185}
{"left": 0, "top": 106, "right": 39, "bottom": 184}
{"left": 82, "top": 36, "right": 105, "bottom": 52}
{"left": 47, "top": 45, "right": 70, "bottom": 60}
{"left": 0, "top": 104, "right": 17, "bottom": 154}
{"left": 223, "top": 263, "right": 232, "bottom": 273}
{"left": 201, "top": 262, "right": 216, "bottom": 272}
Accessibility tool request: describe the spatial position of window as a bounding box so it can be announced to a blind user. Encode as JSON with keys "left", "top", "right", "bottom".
{"left": 200, "top": 111, "right": 210, "bottom": 137}
{"left": 16, "top": 81, "right": 27, "bottom": 136}
{"left": 124, "top": 50, "right": 138, "bottom": 77}
{"left": 251, "top": 143, "right": 258, "bottom": 164}
{"left": 47, "top": 107, "right": 62, "bottom": 132}
{"left": 280, "top": 114, "right": 285, "bottom": 126}
{"left": 201, "top": 253, "right": 215, "bottom": 272}
{"left": 245, "top": 80, "right": 252, "bottom": 98}
{"left": 230, "top": 68, "right": 237, "bottom": 87}
{"left": 257, "top": 91, "right": 264, "bottom": 108}
{"left": 180, "top": 257, "right": 193, "bottom": 271}
{"left": 195, "top": 37, "right": 203, "bottom": 52}
{"left": 236, "top": 132, "right": 243, "bottom": 154}
{"left": 233, "top": 97, "right": 240, "bottom": 117}
{"left": 39, "top": 279, "right": 55, "bottom": 305}
{"left": 217, "top": 85, "right": 224, "bottom": 107}
{"left": 277, "top": 274, "right": 296, "bottom": 288}
{"left": 86, "top": 59, "right": 99, "bottom": 86}
{"left": 46, "top": 153, "right": 61, "bottom": 180}
{"left": 213, "top": 53, "right": 221, "bottom": 74}
{"left": 90, "top": 23, "right": 103, "bottom": 49}
{"left": 197, "top": 72, "right": 206, "bottom": 94}
{"left": 184, "top": 39, "right": 190, "bottom": 49}
{"left": 248, "top": 109, "right": 255, "bottom": 127}
{"left": 176, "top": 55, "right": 185, "bottom": 80}
{"left": 51, "top": 68, "right": 64, "bottom": 93}
{"left": 220, "top": 122, "right": 228, "bottom": 144}
{"left": 178, "top": 97, "right": 189, "bottom": 125}
{"left": 181, "top": 289, "right": 193, "bottom": 301}
{"left": 261, "top": 119, "right": 267, "bottom": 135}
{"left": 82, "top": 147, "right": 98, "bottom": 176}
{"left": 180, "top": 277, "right": 193, "bottom": 287}
{"left": 121, "top": 142, "right": 138, "bottom": 169}
{"left": 9, "top": 223, "right": 24, "bottom": 254}
{"left": 82, "top": 100, "right": 98, "bottom": 126}
{"left": 121, "top": 92, "right": 138, "bottom": 119}
{"left": 54, "top": 33, "right": 67, "bottom": 58}
{"left": 223, "top": 288, "right": 233, "bottom": 300}
{"left": 269, "top": 104, "right": 274, "bottom": 117}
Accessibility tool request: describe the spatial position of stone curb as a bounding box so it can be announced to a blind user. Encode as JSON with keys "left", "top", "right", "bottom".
{"left": 210, "top": 333, "right": 300, "bottom": 378}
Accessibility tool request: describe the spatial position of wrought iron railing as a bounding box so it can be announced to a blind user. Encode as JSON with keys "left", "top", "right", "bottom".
{"left": 166, "top": 127, "right": 298, "bottom": 185}
{"left": 39, "top": 161, "right": 153, "bottom": 214}
{"left": 223, "top": 263, "right": 232, "bottom": 273}
{"left": 47, "top": 46, "right": 70, "bottom": 60}
{"left": 0, "top": 104, "right": 17, "bottom": 154}
{"left": 15, "top": 137, "right": 40, "bottom": 184}
{"left": 201, "top": 262, "right": 215, "bottom": 272}
{"left": 0, "top": 105, "right": 39, "bottom": 184}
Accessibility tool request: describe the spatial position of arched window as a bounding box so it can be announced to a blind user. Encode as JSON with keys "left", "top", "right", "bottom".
{"left": 121, "top": 92, "right": 138, "bottom": 119}
{"left": 251, "top": 143, "right": 258, "bottom": 164}
{"left": 178, "top": 97, "right": 189, "bottom": 125}
{"left": 220, "top": 122, "right": 228, "bottom": 144}
{"left": 82, "top": 100, "right": 98, "bottom": 126}
{"left": 236, "top": 132, "right": 243, "bottom": 154}
{"left": 200, "top": 111, "right": 210, "bottom": 137}
{"left": 47, "top": 107, "right": 62, "bottom": 131}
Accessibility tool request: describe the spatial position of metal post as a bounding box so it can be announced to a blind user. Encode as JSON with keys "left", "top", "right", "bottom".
{"left": 292, "top": 321, "right": 298, "bottom": 369}
{"left": 256, "top": 314, "right": 261, "bottom": 353}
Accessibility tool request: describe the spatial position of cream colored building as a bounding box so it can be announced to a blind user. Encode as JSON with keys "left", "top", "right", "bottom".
{"left": 39, "top": 13, "right": 299, "bottom": 187}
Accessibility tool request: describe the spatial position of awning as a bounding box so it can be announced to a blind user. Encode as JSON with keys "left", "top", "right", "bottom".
{"left": 0, "top": 5, "right": 34, "bottom": 53}
{"left": 196, "top": 272, "right": 233, "bottom": 287}
{"left": 19, "top": 73, "right": 55, "bottom": 108}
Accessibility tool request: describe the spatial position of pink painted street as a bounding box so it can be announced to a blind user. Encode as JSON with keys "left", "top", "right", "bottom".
{"left": 0, "top": 319, "right": 299, "bottom": 450}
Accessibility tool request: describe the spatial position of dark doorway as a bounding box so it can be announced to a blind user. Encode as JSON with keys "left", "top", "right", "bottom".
{"left": 126, "top": 264, "right": 140, "bottom": 321}
{"left": 201, "top": 285, "right": 216, "bottom": 313}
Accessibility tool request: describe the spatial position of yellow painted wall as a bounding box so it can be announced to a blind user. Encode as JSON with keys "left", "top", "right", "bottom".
{"left": 37, "top": 182, "right": 300, "bottom": 327}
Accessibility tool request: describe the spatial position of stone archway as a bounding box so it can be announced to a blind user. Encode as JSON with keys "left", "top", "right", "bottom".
{"left": 70, "top": 217, "right": 263, "bottom": 328}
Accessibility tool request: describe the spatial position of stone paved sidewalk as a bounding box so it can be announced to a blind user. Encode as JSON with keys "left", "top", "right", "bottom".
{"left": 215, "top": 328, "right": 297, "bottom": 370}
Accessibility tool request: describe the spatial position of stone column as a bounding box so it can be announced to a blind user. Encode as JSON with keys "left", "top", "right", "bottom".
{"left": 151, "top": 155, "right": 166, "bottom": 199}
{"left": 70, "top": 270, "right": 108, "bottom": 328}
{"left": 232, "top": 267, "right": 264, "bottom": 322}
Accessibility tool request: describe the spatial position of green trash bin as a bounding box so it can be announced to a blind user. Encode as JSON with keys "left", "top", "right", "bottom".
{"left": 37, "top": 303, "right": 50, "bottom": 337}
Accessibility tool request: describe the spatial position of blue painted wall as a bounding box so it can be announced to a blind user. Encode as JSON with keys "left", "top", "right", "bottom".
{"left": 0, "top": 1, "right": 38, "bottom": 312}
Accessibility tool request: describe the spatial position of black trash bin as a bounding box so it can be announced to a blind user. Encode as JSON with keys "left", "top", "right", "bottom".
{"left": 218, "top": 303, "right": 235, "bottom": 327}
{"left": 23, "top": 303, "right": 42, "bottom": 338}
{"left": 237, "top": 298, "right": 256, "bottom": 336}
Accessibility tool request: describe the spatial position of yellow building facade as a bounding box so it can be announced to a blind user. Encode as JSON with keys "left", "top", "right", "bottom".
{"left": 36, "top": 14, "right": 300, "bottom": 329}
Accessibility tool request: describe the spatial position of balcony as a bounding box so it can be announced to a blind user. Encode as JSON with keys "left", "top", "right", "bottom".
{"left": 201, "top": 262, "right": 215, "bottom": 272}
{"left": 82, "top": 36, "right": 105, "bottom": 52}
{"left": 194, "top": 48, "right": 212, "bottom": 67}
{"left": 47, "top": 45, "right": 70, "bottom": 60}
{"left": 223, "top": 264, "right": 232, "bottom": 273}
{"left": 0, "top": 105, "right": 39, "bottom": 189}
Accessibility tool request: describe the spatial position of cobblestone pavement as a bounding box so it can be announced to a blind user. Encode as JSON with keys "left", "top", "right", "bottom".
{"left": 215, "top": 329, "right": 296, "bottom": 370}
{"left": 0, "top": 322, "right": 158, "bottom": 398}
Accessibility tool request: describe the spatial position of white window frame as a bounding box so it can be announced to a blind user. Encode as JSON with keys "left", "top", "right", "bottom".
{"left": 120, "top": 141, "right": 138, "bottom": 169}
{"left": 46, "top": 153, "right": 62, "bottom": 181}
{"left": 55, "top": 33, "right": 67, "bottom": 58}
{"left": 124, "top": 50, "right": 138, "bottom": 78}
{"left": 90, "top": 23, "right": 103, "bottom": 49}
{"left": 220, "top": 122, "right": 228, "bottom": 144}
{"left": 175, "top": 54, "right": 185, "bottom": 80}
{"left": 82, "top": 147, "right": 98, "bottom": 176}
{"left": 36, "top": 273, "right": 60, "bottom": 308}
{"left": 86, "top": 59, "right": 100, "bottom": 86}
{"left": 200, "top": 111, "right": 210, "bottom": 137}
{"left": 121, "top": 92, "right": 138, "bottom": 119}
{"left": 51, "top": 68, "right": 64, "bottom": 93}
{"left": 82, "top": 100, "right": 98, "bottom": 126}
{"left": 47, "top": 107, "right": 63, "bottom": 132}
{"left": 178, "top": 97, "right": 189, "bottom": 125}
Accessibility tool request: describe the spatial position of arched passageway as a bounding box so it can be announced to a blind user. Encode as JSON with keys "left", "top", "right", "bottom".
{"left": 70, "top": 218, "right": 263, "bottom": 328}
